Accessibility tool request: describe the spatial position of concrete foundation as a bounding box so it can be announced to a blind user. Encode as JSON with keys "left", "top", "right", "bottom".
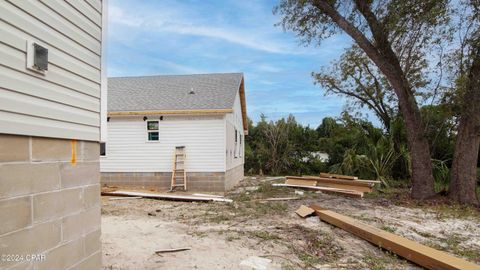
{"left": 0, "top": 134, "right": 101, "bottom": 269}
{"left": 101, "top": 164, "right": 244, "bottom": 193}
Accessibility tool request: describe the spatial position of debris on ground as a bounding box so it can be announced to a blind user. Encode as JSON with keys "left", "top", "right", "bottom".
{"left": 272, "top": 174, "right": 381, "bottom": 198}
{"left": 102, "top": 176, "right": 480, "bottom": 269}
{"left": 109, "top": 196, "right": 142, "bottom": 201}
{"left": 102, "top": 190, "right": 233, "bottom": 203}
{"left": 155, "top": 247, "right": 191, "bottom": 255}
{"left": 295, "top": 205, "right": 315, "bottom": 218}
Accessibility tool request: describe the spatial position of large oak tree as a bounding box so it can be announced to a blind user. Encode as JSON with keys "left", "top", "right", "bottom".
{"left": 275, "top": 0, "right": 450, "bottom": 199}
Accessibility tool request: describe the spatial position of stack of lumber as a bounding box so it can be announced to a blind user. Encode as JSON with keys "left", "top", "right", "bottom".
{"left": 272, "top": 173, "right": 380, "bottom": 198}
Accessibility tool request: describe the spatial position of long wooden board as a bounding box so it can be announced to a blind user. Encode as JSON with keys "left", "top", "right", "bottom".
{"left": 287, "top": 176, "right": 374, "bottom": 187}
{"left": 102, "top": 190, "right": 233, "bottom": 203}
{"left": 272, "top": 183, "right": 363, "bottom": 198}
{"left": 309, "top": 205, "right": 480, "bottom": 270}
{"left": 320, "top": 172, "right": 358, "bottom": 180}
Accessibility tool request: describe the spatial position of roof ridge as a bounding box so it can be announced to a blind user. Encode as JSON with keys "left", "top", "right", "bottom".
{"left": 109, "top": 72, "right": 244, "bottom": 79}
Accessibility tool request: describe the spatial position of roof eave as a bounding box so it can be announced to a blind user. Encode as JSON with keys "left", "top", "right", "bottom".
{"left": 108, "top": 108, "right": 234, "bottom": 116}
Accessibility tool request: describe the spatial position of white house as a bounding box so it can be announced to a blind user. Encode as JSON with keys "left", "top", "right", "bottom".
{"left": 100, "top": 73, "right": 247, "bottom": 192}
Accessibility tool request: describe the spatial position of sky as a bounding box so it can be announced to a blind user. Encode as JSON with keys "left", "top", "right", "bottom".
{"left": 107, "top": 0, "right": 366, "bottom": 128}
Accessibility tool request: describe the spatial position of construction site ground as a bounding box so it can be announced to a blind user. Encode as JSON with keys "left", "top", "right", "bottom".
{"left": 101, "top": 176, "right": 480, "bottom": 270}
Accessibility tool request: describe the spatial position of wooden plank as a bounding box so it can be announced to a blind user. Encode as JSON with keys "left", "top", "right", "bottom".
{"left": 316, "top": 182, "right": 372, "bottom": 193}
{"left": 320, "top": 172, "right": 358, "bottom": 180}
{"left": 272, "top": 183, "right": 363, "bottom": 198}
{"left": 285, "top": 178, "right": 317, "bottom": 186}
{"left": 295, "top": 205, "right": 315, "bottom": 217}
{"left": 192, "top": 193, "right": 225, "bottom": 198}
{"left": 102, "top": 190, "right": 233, "bottom": 203}
{"left": 287, "top": 176, "right": 373, "bottom": 187}
{"left": 310, "top": 205, "right": 480, "bottom": 270}
{"left": 353, "top": 179, "right": 382, "bottom": 184}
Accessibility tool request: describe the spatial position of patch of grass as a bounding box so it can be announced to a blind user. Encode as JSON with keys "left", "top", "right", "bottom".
{"left": 362, "top": 253, "right": 389, "bottom": 270}
{"left": 250, "top": 231, "right": 281, "bottom": 242}
{"left": 281, "top": 264, "right": 295, "bottom": 270}
{"left": 353, "top": 213, "right": 376, "bottom": 223}
{"left": 297, "top": 253, "right": 323, "bottom": 267}
{"left": 411, "top": 228, "right": 434, "bottom": 239}
{"left": 380, "top": 225, "right": 397, "bottom": 233}
{"left": 286, "top": 225, "right": 344, "bottom": 268}
{"left": 254, "top": 182, "right": 292, "bottom": 198}
{"left": 362, "top": 251, "right": 406, "bottom": 270}
{"left": 226, "top": 234, "right": 241, "bottom": 242}
{"left": 424, "top": 233, "right": 480, "bottom": 263}
{"left": 430, "top": 204, "right": 480, "bottom": 220}
{"left": 253, "top": 202, "right": 288, "bottom": 215}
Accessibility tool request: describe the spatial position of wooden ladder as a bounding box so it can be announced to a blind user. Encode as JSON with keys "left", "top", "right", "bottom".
{"left": 170, "top": 146, "right": 187, "bottom": 191}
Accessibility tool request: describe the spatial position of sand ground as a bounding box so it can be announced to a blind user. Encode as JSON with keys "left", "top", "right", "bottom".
{"left": 101, "top": 177, "right": 480, "bottom": 270}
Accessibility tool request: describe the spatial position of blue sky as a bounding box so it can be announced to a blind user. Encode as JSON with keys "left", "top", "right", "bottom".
{"left": 107, "top": 0, "right": 363, "bottom": 128}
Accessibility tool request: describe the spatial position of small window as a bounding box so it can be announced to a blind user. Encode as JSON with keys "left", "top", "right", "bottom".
{"left": 100, "top": 142, "right": 106, "bottom": 156}
{"left": 147, "top": 121, "right": 159, "bottom": 141}
{"left": 235, "top": 129, "right": 238, "bottom": 143}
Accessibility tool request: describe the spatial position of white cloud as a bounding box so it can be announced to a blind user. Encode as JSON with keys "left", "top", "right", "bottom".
{"left": 108, "top": 2, "right": 301, "bottom": 54}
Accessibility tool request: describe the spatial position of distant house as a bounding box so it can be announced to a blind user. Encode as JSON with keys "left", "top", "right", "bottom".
{"left": 100, "top": 73, "right": 247, "bottom": 192}
{"left": 302, "top": 152, "right": 330, "bottom": 163}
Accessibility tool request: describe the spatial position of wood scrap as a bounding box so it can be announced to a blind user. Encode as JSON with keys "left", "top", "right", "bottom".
{"left": 352, "top": 179, "right": 382, "bottom": 184}
{"left": 108, "top": 196, "right": 142, "bottom": 201}
{"left": 192, "top": 193, "right": 225, "bottom": 198}
{"left": 295, "top": 205, "right": 315, "bottom": 217}
{"left": 320, "top": 172, "right": 358, "bottom": 180}
{"left": 288, "top": 176, "right": 374, "bottom": 187}
{"left": 155, "top": 247, "right": 191, "bottom": 255}
{"left": 309, "top": 204, "right": 480, "bottom": 270}
{"left": 285, "top": 178, "right": 317, "bottom": 186}
{"left": 102, "top": 190, "right": 233, "bottom": 203}
{"left": 272, "top": 183, "right": 363, "bottom": 198}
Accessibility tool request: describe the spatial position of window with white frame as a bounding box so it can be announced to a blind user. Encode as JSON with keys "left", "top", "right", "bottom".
{"left": 147, "top": 121, "right": 159, "bottom": 141}
{"left": 239, "top": 134, "right": 242, "bottom": 157}
{"left": 234, "top": 129, "right": 238, "bottom": 158}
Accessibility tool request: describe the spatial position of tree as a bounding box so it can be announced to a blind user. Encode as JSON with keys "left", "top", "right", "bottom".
{"left": 447, "top": 0, "right": 480, "bottom": 205}
{"left": 275, "top": 0, "right": 450, "bottom": 199}
{"left": 314, "top": 45, "right": 396, "bottom": 130}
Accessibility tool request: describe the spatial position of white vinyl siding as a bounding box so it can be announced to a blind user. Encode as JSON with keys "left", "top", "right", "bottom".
{"left": 0, "top": 0, "right": 104, "bottom": 141}
{"left": 100, "top": 115, "right": 226, "bottom": 172}
{"left": 226, "top": 92, "right": 245, "bottom": 170}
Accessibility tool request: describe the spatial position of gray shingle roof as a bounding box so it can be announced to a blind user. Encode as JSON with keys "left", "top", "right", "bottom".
{"left": 107, "top": 73, "right": 243, "bottom": 112}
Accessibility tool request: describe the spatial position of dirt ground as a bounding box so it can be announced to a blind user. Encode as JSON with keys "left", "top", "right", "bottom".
{"left": 101, "top": 177, "right": 480, "bottom": 270}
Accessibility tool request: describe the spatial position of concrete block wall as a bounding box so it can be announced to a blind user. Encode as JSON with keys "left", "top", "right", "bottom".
{"left": 225, "top": 164, "right": 244, "bottom": 191}
{"left": 0, "top": 134, "right": 101, "bottom": 270}
{"left": 101, "top": 171, "right": 228, "bottom": 192}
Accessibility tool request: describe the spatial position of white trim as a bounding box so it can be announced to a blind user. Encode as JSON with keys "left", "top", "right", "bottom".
{"left": 100, "top": 0, "right": 108, "bottom": 142}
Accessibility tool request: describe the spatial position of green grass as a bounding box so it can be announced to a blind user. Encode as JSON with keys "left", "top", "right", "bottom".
{"left": 425, "top": 233, "right": 480, "bottom": 263}
{"left": 380, "top": 225, "right": 397, "bottom": 233}
{"left": 361, "top": 251, "right": 406, "bottom": 270}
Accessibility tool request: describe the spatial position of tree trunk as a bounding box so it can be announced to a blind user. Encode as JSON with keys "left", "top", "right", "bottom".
{"left": 314, "top": 0, "right": 436, "bottom": 199}
{"left": 449, "top": 47, "right": 480, "bottom": 206}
